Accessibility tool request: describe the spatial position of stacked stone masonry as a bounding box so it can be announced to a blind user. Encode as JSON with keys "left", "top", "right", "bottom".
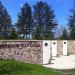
{"left": 0, "top": 41, "right": 43, "bottom": 64}
{"left": 0, "top": 40, "right": 75, "bottom": 64}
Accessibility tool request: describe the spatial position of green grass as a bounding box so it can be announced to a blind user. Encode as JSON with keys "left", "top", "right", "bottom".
{"left": 0, "top": 59, "right": 64, "bottom": 75}
{"left": 0, "top": 59, "right": 75, "bottom": 75}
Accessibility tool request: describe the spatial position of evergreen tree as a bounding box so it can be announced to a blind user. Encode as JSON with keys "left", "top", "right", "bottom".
{"left": 70, "top": 25, "right": 75, "bottom": 39}
{"left": 0, "top": 1, "right": 12, "bottom": 39}
{"left": 60, "top": 28, "right": 68, "bottom": 40}
{"left": 33, "top": 25, "right": 42, "bottom": 39}
{"left": 16, "top": 2, "right": 32, "bottom": 39}
{"left": 33, "top": 1, "right": 44, "bottom": 39}
{"left": 33, "top": 1, "right": 57, "bottom": 40}
{"left": 0, "top": 1, "right": 3, "bottom": 39}
{"left": 10, "top": 26, "right": 18, "bottom": 39}
{"left": 68, "top": 0, "right": 75, "bottom": 39}
{"left": 44, "top": 3, "right": 57, "bottom": 39}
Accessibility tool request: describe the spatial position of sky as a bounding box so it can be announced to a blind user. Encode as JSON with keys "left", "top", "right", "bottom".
{"left": 0, "top": 0, "right": 74, "bottom": 25}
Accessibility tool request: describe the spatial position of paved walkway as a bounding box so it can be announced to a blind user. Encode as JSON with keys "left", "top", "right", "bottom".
{"left": 43, "top": 55, "right": 75, "bottom": 69}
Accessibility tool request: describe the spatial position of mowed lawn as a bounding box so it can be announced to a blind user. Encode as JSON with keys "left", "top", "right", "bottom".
{"left": 0, "top": 59, "right": 74, "bottom": 75}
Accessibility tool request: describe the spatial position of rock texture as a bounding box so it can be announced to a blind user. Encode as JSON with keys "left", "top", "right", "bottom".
{"left": 0, "top": 41, "right": 43, "bottom": 64}
{"left": 57, "top": 41, "right": 63, "bottom": 55}
{"left": 0, "top": 40, "right": 75, "bottom": 64}
{"left": 68, "top": 41, "right": 75, "bottom": 55}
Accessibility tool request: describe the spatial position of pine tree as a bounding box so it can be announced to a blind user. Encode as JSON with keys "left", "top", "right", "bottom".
{"left": 33, "top": 1, "right": 57, "bottom": 40}
{"left": 60, "top": 28, "right": 68, "bottom": 40}
{"left": 33, "top": 1, "right": 45, "bottom": 39}
{"left": 33, "top": 25, "right": 42, "bottom": 39}
{"left": 0, "top": 1, "right": 3, "bottom": 39}
{"left": 43, "top": 3, "right": 57, "bottom": 39}
{"left": 68, "top": 0, "right": 75, "bottom": 39}
{"left": 10, "top": 26, "right": 18, "bottom": 39}
{"left": 0, "top": 1, "right": 12, "bottom": 39}
{"left": 16, "top": 2, "right": 32, "bottom": 39}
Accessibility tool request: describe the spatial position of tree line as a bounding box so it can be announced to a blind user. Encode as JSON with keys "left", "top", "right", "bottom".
{"left": 0, "top": 1, "right": 75, "bottom": 40}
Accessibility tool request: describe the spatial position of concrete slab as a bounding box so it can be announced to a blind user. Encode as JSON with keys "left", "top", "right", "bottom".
{"left": 43, "top": 55, "right": 75, "bottom": 69}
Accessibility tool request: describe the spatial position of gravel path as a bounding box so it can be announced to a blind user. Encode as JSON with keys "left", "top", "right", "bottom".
{"left": 43, "top": 55, "right": 75, "bottom": 69}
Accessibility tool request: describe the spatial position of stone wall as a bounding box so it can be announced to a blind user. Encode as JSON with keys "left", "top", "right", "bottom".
{"left": 57, "top": 41, "right": 63, "bottom": 55}
{"left": 68, "top": 41, "right": 75, "bottom": 54}
{"left": 0, "top": 40, "right": 43, "bottom": 64}
{"left": 0, "top": 40, "right": 75, "bottom": 64}
{"left": 57, "top": 40, "right": 75, "bottom": 55}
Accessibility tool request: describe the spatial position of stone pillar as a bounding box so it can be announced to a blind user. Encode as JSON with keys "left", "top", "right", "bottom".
{"left": 43, "top": 41, "right": 51, "bottom": 64}
{"left": 52, "top": 41, "right": 57, "bottom": 56}
{"left": 63, "top": 40, "right": 68, "bottom": 56}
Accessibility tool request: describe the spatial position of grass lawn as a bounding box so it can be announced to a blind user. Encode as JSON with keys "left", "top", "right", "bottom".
{"left": 0, "top": 59, "right": 63, "bottom": 75}
{"left": 0, "top": 59, "right": 75, "bottom": 75}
